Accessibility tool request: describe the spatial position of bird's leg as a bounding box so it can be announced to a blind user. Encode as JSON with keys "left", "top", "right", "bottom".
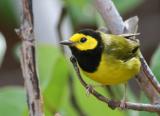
{"left": 120, "top": 83, "right": 127, "bottom": 109}
{"left": 86, "top": 84, "right": 94, "bottom": 96}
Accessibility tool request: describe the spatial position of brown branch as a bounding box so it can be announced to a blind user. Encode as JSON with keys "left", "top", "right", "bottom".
{"left": 135, "top": 74, "right": 160, "bottom": 104}
{"left": 95, "top": 0, "right": 125, "bottom": 34}
{"left": 140, "top": 56, "right": 160, "bottom": 94}
{"left": 15, "top": 0, "right": 44, "bottom": 116}
{"left": 94, "top": 0, "right": 160, "bottom": 104}
{"left": 70, "top": 56, "right": 160, "bottom": 112}
{"left": 57, "top": 7, "right": 86, "bottom": 116}
{"left": 57, "top": 6, "right": 67, "bottom": 52}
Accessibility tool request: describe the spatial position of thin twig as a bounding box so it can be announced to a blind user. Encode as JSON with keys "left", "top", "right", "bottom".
{"left": 70, "top": 56, "right": 160, "bottom": 112}
{"left": 94, "top": 0, "right": 160, "bottom": 104}
{"left": 57, "top": 6, "right": 67, "bottom": 52}
{"left": 140, "top": 56, "right": 160, "bottom": 94}
{"left": 15, "top": 0, "right": 44, "bottom": 116}
{"left": 57, "top": 7, "right": 86, "bottom": 116}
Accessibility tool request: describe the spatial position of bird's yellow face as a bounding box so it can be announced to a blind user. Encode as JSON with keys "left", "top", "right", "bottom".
{"left": 69, "top": 33, "right": 98, "bottom": 51}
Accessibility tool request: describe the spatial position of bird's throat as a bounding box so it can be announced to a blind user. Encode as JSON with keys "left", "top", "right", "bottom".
{"left": 70, "top": 46, "right": 103, "bottom": 73}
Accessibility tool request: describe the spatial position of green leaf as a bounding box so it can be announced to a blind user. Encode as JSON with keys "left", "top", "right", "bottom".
{"left": 0, "top": 87, "right": 26, "bottom": 116}
{"left": 65, "top": 0, "right": 143, "bottom": 27}
{"left": 58, "top": 71, "right": 125, "bottom": 116}
{"left": 37, "top": 44, "right": 69, "bottom": 114}
{"left": 58, "top": 88, "right": 79, "bottom": 116}
{"left": 73, "top": 75, "right": 124, "bottom": 116}
{"left": 0, "top": 0, "right": 18, "bottom": 25}
{"left": 150, "top": 46, "right": 160, "bottom": 80}
{"left": 65, "top": 0, "right": 96, "bottom": 26}
{"left": 113, "top": 0, "right": 143, "bottom": 14}
{"left": 37, "top": 44, "right": 61, "bottom": 88}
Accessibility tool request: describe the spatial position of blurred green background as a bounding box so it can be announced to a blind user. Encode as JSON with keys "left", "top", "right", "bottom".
{"left": 0, "top": 0, "right": 160, "bottom": 116}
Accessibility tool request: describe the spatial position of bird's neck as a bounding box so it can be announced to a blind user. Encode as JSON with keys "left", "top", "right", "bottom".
{"left": 70, "top": 46, "right": 103, "bottom": 73}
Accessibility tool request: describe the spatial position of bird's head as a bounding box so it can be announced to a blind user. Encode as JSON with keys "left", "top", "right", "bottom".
{"left": 60, "top": 29, "right": 104, "bottom": 72}
{"left": 60, "top": 29, "right": 102, "bottom": 51}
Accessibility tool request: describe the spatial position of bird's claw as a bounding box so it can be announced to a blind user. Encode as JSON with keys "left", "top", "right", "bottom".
{"left": 86, "top": 85, "right": 94, "bottom": 96}
{"left": 120, "top": 99, "right": 126, "bottom": 110}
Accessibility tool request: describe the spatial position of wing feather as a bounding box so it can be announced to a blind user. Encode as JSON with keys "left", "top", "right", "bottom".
{"left": 102, "top": 33, "right": 140, "bottom": 61}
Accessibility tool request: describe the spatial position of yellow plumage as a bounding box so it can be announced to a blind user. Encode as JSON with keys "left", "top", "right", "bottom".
{"left": 60, "top": 29, "right": 141, "bottom": 85}
{"left": 83, "top": 54, "right": 140, "bottom": 85}
{"left": 82, "top": 32, "right": 141, "bottom": 85}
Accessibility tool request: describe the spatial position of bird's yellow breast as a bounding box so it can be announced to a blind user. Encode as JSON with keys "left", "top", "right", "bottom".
{"left": 82, "top": 54, "right": 141, "bottom": 85}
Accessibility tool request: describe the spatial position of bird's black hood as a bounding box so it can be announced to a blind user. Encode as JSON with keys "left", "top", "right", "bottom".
{"left": 70, "top": 29, "right": 104, "bottom": 73}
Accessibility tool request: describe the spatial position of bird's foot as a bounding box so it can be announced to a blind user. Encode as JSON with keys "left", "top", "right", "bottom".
{"left": 119, "top": 83, "right": 127, "bottom": 110}
{"left": 120, "top": 99, "right": 126, "bottom": 110}
{"left": 86, "top": 84, "right": 94, "bottom": 96}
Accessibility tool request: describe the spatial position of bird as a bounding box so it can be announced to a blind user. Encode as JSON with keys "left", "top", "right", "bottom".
{"left": 60, "top": 29, "right": 141, "bottom": 108}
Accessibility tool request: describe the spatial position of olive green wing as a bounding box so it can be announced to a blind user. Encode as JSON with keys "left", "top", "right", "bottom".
{"left": 103, "top": 34, "right": 140, "bottom": 62}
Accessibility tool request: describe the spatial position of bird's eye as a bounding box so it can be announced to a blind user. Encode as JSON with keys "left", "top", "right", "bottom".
{"left": 80, "top": 37, "right": 87, "bottom": 43}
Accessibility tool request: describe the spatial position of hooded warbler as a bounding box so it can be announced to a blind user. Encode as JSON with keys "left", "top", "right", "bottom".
{"left": 60, "top": 29, "right": 141, "bottom": 85}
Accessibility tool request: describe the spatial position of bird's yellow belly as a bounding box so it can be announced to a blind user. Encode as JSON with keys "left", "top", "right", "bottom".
{"left": 82, "top": 54, "right": 141, "bottom": 85}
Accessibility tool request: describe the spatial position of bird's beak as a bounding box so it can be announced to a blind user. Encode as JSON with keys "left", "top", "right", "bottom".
{"left": 60, "top": 40, "right": 74, "bottom": 46}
